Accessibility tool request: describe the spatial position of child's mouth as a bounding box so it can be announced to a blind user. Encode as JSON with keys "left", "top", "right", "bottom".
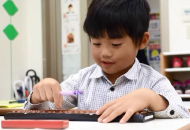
{"left": 102, "top": 61, "right": 114, "bottom": 65}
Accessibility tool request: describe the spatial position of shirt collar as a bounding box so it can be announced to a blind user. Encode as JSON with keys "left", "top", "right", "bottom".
{"left": 123, "top": 58, "right": 141, "bottom": 80}
{"left": 89, "top": 65, "right": 104, "bottom": 79}
{"left": 89, "top": 58, "right": 141, "bottom": 80}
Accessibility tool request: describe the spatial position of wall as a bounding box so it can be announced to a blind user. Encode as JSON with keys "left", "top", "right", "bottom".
{"left": 0, "top": 0, "right": 43, "bottom": 100}
{"left": 87, "top": 0, "right": 94, "bottom": 66}
{"left": 27, "top": 1, "right": 43, "bottom": 79}
{"left": 168, "top": 0, "right": 190, "bottom": 52}
{"left": 147, "top": 0, "right": 160, "bottom": 13}
{"left": 80, "top": 0, "right": 89, "bottom": 68}
{"left": 161, "top": 0, "right": 190, "bottom": 52}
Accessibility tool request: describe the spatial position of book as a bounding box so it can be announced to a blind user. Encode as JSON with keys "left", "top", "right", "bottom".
{"left": 0, "top": 100, "right": 24, "bottom": 108}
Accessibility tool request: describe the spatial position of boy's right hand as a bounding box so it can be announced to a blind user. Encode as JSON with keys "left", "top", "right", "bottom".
{"left": 30, "top": 78, "right": 63, "bottom": 109}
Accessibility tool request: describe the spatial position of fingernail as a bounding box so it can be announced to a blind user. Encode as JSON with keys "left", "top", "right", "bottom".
{"left": 103, "top": 119, "right": 107, "bottom": 123}
{"left": 120, "top": 120, "right": 125, "bottom": 124}
{"left": 98, "top": 118, "right": 102, "bottom": 122}
{"left": 55, "top": 106, "right": 61, "bottom": 110}
{"left": 96, "top": 110, "right": 99, "bottom": 115}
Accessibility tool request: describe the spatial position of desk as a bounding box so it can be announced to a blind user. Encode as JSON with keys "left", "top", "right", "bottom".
{"left": 0, "top": 108, "right": 22, "bottom": 116}
{"left": 0, "top": 116, "right": 190, "bottom": 130}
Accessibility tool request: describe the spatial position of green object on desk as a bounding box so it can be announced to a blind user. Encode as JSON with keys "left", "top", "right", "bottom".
{"left": 0, "top": 100, "right": 24, "bottom": 108}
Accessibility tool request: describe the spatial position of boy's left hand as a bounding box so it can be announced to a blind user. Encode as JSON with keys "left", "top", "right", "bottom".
{"left": 96, "top": 88, "right": 168, "bottom": 123}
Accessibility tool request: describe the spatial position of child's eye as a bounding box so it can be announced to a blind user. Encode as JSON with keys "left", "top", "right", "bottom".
{"left": 112, "top": 43, "right": 122, "bottom": 46}
{"left": 93, "top": 43, "right": 101, "bottom": 46}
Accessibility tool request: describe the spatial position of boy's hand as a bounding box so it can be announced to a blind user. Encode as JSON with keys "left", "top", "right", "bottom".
{"left": 30, "top": 78, "right": 63, "bottom": 109}
{"left": 96, "top": 88, "right": 168, "bottom": 124}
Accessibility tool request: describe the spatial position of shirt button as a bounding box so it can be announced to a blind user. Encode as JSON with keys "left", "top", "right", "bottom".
{"left": 170, "top": 110, "right": 175, "bottom": 115}
{"left": 110, "top": 87, "right": 115, "bottom": 91}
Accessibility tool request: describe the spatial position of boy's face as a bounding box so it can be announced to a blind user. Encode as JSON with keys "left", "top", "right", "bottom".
{"left": 68, "top": 7, "right": 72, "bottom": 12}
{"left": 90, "top": 33, "right": 140, "bottom": 77}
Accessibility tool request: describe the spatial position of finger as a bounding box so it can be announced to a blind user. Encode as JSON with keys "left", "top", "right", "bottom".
{"left": 52, "top": 84, "right": 62, "bottom": 109}
{"left": 31, "top": 85, "right": 42, "bottom": 103}
{"left": 135, "top": 112, "right": 140, "bottom": 114}
{"left": 120, "top": 109, "right": 134, "bottom": 124}
{"left": 102, "top": 106, "right": 124, "bottom": 123}
{"left": 38, "top": 86, "right": 47, "bottom": 101}
{"left": 45, "top": 87, "right": 54, "bottom": 102}
{"left": 59, "top": 93, "right": 63, "bottom": 108}
{"left": 96, "top": 100, "right": 116, "bottom": 115}
{"left": 57, "top": 87, "right": 63, "bottom": 109}
{"left": 32, "top": 85, "right": 41, "bottom": 101}
{"left": 98, "top": 102, "right": 121, "bottom": 123}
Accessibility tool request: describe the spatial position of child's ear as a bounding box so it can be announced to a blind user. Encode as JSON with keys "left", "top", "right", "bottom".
{"left": 139, "top": 32, "right": 149, "bottom": 50}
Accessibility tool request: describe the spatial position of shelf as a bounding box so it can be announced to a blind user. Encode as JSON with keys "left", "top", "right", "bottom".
{"left": 179, "top": 94, "right": 190, "bottom": 98}
{"left": 165, "top": 67, "right": 190, "bottom": 72}
{"left": 163, "top": 52, "right": 190, "bottom": 56}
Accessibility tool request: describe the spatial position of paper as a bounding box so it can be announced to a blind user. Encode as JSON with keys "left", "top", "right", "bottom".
{"left": 0, "top": 100, "right": 24, "bottom": 108}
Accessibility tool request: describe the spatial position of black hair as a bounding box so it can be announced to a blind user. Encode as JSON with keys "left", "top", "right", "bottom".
{"left": 83, "top": 0, "right": 150, "bottom": 46}
{"left": 68, "top": 4, "right": 72, "bottom": 8}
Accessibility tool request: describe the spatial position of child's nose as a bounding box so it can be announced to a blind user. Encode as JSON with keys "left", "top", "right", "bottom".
{"left": 101, "top": 48, "right": 112, "bottom": 58}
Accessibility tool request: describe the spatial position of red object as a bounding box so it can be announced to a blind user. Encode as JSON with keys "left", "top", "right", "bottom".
{"left": 186, "top": 56, "right": 190, "bottom": 67}
{"left": 172, "top": 57, "right": 183, "bottom": 68}
{"left": 25, "top": 90, "right": 29, "bottom": 97}
{"left": 1, "top": 120, "right": 69, "bottom": 129}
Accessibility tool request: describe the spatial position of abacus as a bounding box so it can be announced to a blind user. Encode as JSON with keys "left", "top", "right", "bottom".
{"left": 4, "top": 109, "right": 154, "bottom": 122}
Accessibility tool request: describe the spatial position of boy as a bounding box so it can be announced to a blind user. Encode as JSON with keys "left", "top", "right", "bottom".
{"left": 24, "top": 0, "right": 190, "bottom": 123}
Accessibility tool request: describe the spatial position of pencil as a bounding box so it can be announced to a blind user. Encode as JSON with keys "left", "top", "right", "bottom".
{"left": 59, "top": 90, "right": 82, "bottom": 96}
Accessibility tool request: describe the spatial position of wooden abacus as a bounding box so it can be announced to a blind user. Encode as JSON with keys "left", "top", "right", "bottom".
{"left": 4, "top": 109, "right": 154, "bottom": 122}
{"left": 10, "top": 109, "right": 97, "bottom": 114}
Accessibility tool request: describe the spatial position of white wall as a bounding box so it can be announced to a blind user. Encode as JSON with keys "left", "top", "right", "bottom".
{"left": 87, "top": 0, "right": 95, "bottom": 66}
{"left": 147, "top": 0, "right": 160, "bottom": 13}
{"left": 160, "top": 0, "right": 190, "bottom": 52}
{"left": 168, "top": 0, "right": 190, "bottom": 52}
{"left": 27, "top": 1, "right": 43, "bottom": 79}
{"left": 0, "top": 0, "right": 12, "bottom": 100}
{"left": 0, "top": 0, "right": 43, "bottom": 100}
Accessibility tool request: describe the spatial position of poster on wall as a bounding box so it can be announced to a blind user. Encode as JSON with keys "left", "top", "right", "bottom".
{"left": 182, "top": 8, "right": 190, "bottom": 22}
{"left": 147, "top": 43, "right": 161, "bottom": 72}
{"left": 61, "top": 0, "right": 81, "bottom": 80}
{"left": 61, "top": 0, "right": 80, "bottom": 55}
{"left": 148, "top": 13, "right": 161, "bottom": 72}
{"left": 149, "top": 13, "right": 160, "bottom": 41}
